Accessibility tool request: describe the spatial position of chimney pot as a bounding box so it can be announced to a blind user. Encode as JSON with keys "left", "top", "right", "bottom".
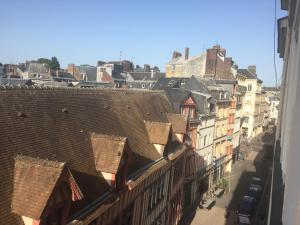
{"left": 185, "top": 47, "right": 189, "bottom": 60}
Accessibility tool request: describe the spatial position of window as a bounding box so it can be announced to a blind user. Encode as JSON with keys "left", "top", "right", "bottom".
{"left": 148, "top": 177, "right": 165, "bottom": 212}
{"left": 244, "top": 117, "right": 249, "bottom": 123}
{"left": 200, "top": 137, "right": 204, "bottom": 148}
{"left": 142, "top": 84, "right": 145, "bottom": 88}
{"left": 247, "top": 84, "right": 252, "bottom": 91}
{"left": 203, "top": 135, "right": 207, "bottom": 146}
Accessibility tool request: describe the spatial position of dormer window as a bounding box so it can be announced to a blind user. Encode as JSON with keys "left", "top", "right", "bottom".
{"left": 167, "top": 113, "right": 188, "bottom": 143}
{"left": 144, "top": 121, "right": 171, "bottom": 156}
{"left": 90, "top": 133, "right": 132, "bottom": 190}
{"left": 11, "top": 155, "right": 83, "bottom": 225}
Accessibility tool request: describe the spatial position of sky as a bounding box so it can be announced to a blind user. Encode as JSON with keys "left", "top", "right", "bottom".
{"left": 0, "top": 0, "right": 287, "bottom": 86}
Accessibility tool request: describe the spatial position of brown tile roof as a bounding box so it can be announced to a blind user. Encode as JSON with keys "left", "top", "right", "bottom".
{"left": 167, "top": 113, "right": 188, "bottom": 134}
{"left": 91, "top": 133, "right": 127, "bottom": 174}
{"left": 0, "top": 87, "right": 173, "bottom": 224}
{"left": 11, "top": 155, "right": 66, "bottom": 220}
{"left": 144, "top": 121, "right": 171, "bottom": 145}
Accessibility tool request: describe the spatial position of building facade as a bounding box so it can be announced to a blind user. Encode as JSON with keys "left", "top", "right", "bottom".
{"left": 165, "top": 45, "right": 234, "bottom": 79}
{"left": 234, "top": 66, "right": 264, "bottom": 139}
{"left": 268, "top": 1, "right": 300, "bottom": 224}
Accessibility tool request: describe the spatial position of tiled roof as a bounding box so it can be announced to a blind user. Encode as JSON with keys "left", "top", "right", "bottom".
{"left": 91, "top": 133, "right": 127, "bottom": 174}
{"left": 11, "top": 155, "right": 66, "bottom": 220}
{"left": 144, "top": 121, "right": 171, "bottom": 145}
{"left": 0, "top": 87, "right": 173, "bottom": 224}
{"left": 167, "top": 113, "right": 188, "bottom": 134}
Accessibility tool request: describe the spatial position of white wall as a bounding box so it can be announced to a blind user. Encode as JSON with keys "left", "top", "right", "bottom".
{"left": 275, "top": 2, "right": 300, "bottom": 224}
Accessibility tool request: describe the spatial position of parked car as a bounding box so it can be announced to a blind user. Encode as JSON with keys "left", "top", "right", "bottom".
{"left": 245, "top": 186, "right": 261, "bottom": 205}
{"left": 237, "top": 196, "right": 256, "bottom": 225}
{"left": 251, "top": 176, "right": 263, "bottom": 191}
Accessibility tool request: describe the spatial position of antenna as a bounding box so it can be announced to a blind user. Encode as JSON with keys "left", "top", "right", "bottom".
{"left": 120, "top": 51, "right": 122, "bottom": 61}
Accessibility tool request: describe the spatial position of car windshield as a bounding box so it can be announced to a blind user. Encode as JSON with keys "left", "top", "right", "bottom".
{"left": 246, "top": 190, "right": 258, "bottom": 198}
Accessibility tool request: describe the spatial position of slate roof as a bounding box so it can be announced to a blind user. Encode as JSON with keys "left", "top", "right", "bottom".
{"left": 0, "top": 87, "right": 174, "bottom": 224}
{"left": 237, "top": 69, "right": 257, "bottom": 79}
{"left": 11, "top": 156, "right": 67, "bottom": 220}
{"left": 191, "top": 92, "right": 211, "bottom": 115}
{"left": 181, "top": 76, "right": 210, "bottom": 93}
{"left": 163, "top": 88, "right": 192, "bottom": 113}
{"left": 78, "top": 65, "right": 97, "bottom": 81}
{"left": 153, "top": 77, "right": 189, "bottom": 90}
{"left": 129, "top": 72, "right": 165, "bottom": 81}
{"left": 91, "top": 134, "right": 127, "bottom": 174}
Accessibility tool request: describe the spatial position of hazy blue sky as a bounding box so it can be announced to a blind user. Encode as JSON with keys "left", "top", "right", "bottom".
{"left": 0, "top": 0, "right": 286, "bottom": 86}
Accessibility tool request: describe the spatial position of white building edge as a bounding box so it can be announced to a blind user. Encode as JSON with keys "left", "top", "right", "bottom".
{"left": 268, "top": 0, "right": 300, "bottom": 224}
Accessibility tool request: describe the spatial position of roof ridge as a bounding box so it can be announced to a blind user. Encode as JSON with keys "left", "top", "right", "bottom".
{"left": 0, "top": 85, "right": 166, "bottom": 94}
{"left": 91, "top": 133, "right": 127, "bottom": 141}
{"left": 144, "top": 120, "right": 171, "bottom": 125}
{"left": 15, "top": 155, "right": 65, "bottom": 169}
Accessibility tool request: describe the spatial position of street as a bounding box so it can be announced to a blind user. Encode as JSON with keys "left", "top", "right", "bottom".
{"left": 182, "top": 129, "right": 275, "bottom": 225}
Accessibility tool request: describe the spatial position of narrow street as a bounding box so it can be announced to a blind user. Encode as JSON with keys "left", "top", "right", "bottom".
{"left": 182, "top": 129, "right": 275, "bottom": 225}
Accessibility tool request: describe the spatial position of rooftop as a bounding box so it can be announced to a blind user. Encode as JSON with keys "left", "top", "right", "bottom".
{"left": 0, "top": 87, "right": 179, "bottom": 224}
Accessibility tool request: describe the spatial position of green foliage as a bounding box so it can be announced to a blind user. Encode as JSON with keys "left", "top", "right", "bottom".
{"left": 50, "top": 57, "right": 60, "bottom": 70}
{"left": 217, "top": 178, "right": 228, "bottom": 189}
{"left": 37, "top": 57, "right": 60, "bottom": 70}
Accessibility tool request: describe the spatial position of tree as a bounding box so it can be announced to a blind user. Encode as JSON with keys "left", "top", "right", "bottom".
{"left": 0, "top": 62, "right": 2, "bottom": 66}
{"left": 50, "top": 57, "right": 60, "bottom": 70}
{"left": 37, "top": 57, "right": 60, "bottom": 70}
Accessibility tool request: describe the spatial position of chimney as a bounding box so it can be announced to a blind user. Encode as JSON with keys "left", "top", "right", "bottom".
{"left": 220, "top": 48, "right": 226, "bottom": 57}
{"left": 172, "top": 51, "right": 182, "bottom": 59}
{"left": 248, "top": 65, "right": 256, "bottom": 75}
{"left": 185, "top": 47, "right": 189, "bottom": 60}
{"left": 68, "top": 64, "right": 75, "bottom": 75}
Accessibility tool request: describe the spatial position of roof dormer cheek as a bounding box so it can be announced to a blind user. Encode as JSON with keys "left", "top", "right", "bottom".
{"left": 11, "top": 155, "right": 83, "bottom": 225}
{"left": 144, "top": 120, "right": 171, "bottom": 156}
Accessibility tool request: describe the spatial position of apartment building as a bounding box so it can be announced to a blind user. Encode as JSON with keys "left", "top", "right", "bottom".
{"left": 235, "top": 66, "right": 263, "bottom": 139}
{"left": 165, "top": 47, "right": 207, "bottom": 78}
{"left": 165, "top": 45, "right": 233, "bottom": 79}
{"left": 182, "top": 77, "right": 233, "bottom": 185}
{"left": 268, "top": 1, "right": 300, "bottom": 224}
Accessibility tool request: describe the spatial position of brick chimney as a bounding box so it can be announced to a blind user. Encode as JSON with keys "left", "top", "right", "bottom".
{"left": 185, "top": 47, "right": 189, "bottom": 60}
{"left": 248, "top": 65, "right": 256, "bottom": 75}
{"left": 68, "top": 64, "right": 75, "bottom": 76}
